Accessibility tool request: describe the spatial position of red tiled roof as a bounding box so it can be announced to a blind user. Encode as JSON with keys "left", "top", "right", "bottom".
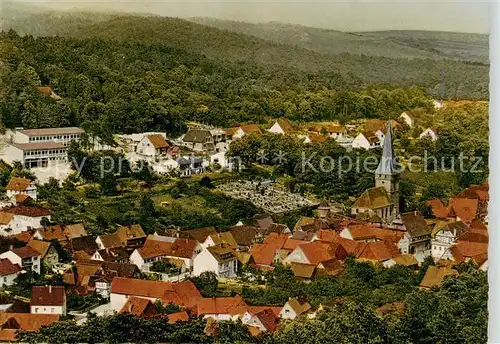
{"left": 356, "top": 241, "right": 400, "bottom": 262}
{"left": 30, "top": 286, "right": 65, "bottom": 306}
{"left": 455, "top": 184, "right": 489, "bottom": 201}
{"left": 6, "top": 178, "right": 32, "bottom": 192}
{"left": 345, "top": 225, "right": 403, "bottom": 243}
{"left": 146, "top": 134, "right": 169, "bottom": 149}
{"left": 15, "top": 194, "right": 32, "bottom": 204}
{"left": 299, "top": 241, "right": 348, "bottom": 265}
{"left": 4, "top": 205, "right": 50, "bottom": 217}
{"left": 167, "top": 311, "right": 189, "bottom": 324}
{"left": 120, "top": 297, "right": 154, "bottom": 317}
{"left": 449, "top": 198, "right": 478, "bottom": 222}
{"left": 0, "top": 259, "right": 21, "bottom": 277}
{"left": 197, "top": 295, "right": 247, "bottom": 316}
{"left": 138, "top": 237, "right": 198, "bottom": 260}
{"left": 254, "top": 308, "right": 279, "bottom": 332}
{"left": 457, "top": 231, "right": 488, "bottom": 244}
{"left": 450, "top": 241, "right": 488, "bottom": 265}
{"left": 0, "top": 313, "right": 60, "bottom": 332}
{"left": 314, "top": 230, "right": 338, "bottom": 243}
{"left": 470, "top": 219, "right": 487, "bottom": 232}
{"left": 426, "top": 198, "right": 450, "bottom": 219}
{"left": 334, "top": 237, "right": 362, "bottom": 256}
{"left": 9, "top": 231, "right": 34, "bottom": 243}
{"left": 250, "top": 233, "right": 288, "bottom": 266}
{"left": 27, "top": 239, "right": 51, "bottom": 257}
{"left": 11, "top": 246, "right": 40, "bottom": 259}
{"left": 111, "top": 278, "right": 201, "bottom": 309}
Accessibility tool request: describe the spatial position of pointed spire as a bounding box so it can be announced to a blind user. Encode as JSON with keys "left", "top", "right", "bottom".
{"left": 375, "top": 121, "right": 398, "bottom": 175}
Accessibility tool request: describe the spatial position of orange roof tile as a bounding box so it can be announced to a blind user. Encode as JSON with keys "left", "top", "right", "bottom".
{"left": 120, "top": 297, "right": 154, "bottom": 317}
{"left": 419, "top": 266, "right": 458, "bottom": 289}
{"left": 146, "top": 134, "right": 169, "bottom": 149}
{"left": 6, "top": 178, "right": 32, "bottom": 192}
{"left": 27, "top": 239, "right": 51, "bottom": 257}
{"left": 426, "top": 198, "right": 450, "bottom": 219}
{"left": 0, "top": 259, "right": 21, "bottom": 277}
{"left": 197, "top": 295, "right": 247, "bottom": 316}
{"left": 250, "top": 233, "right": 288, "bottom": 266}
{"left": 0, "top": 313, "right": 59, "bottom": 332}
{"left": 298, "top": 241, "right": 347, "bottom": 265}
{"left": 356, "top": 241, "right": 400, "bottom": 262}
{"left": 167, "top": 311, "right": 189, "bottom": 324}
{"left": 314, "top": 230, "right": 338, "bottom": 243}
{"left": 449, "top": 198, "right": 478, "bottom": 222}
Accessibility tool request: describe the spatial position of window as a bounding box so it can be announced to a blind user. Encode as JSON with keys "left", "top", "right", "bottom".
{"left": 51, "top": 308, "right": 54, "bottom": 312}
{"left": 35, "top": 308, "right": 39, "bottom": 313}
{"left": 3, "top": 277, "right": 6, "bottom": 282}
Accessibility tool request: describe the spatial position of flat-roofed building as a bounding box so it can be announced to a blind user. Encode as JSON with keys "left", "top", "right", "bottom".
{"left": 14, "top": 127, "right": 84, "bottom": 146}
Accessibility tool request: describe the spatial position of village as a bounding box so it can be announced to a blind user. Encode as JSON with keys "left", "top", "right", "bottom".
{"left": 0, "top": 94, "right": 488, "bottom": 340}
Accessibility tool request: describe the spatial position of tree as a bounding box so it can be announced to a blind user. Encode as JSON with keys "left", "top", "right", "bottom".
{"left": 99, "top": 173, "right": 117, "bottom": 196}
{"left": 190, "top": 271, "right": 218, "bottom": 297}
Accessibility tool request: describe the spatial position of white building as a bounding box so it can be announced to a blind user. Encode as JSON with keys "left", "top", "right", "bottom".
{"left": 30, "top": 286, "right": 66, "bottom": 315}
{"left": 0, "top": 258, "right": 21, "bottom": 286}
{"left": 136, "top": 134, "right": 169, "bottom": 158}
{"left": 0, "top": 206, "right": 51, "bottom": 235}
{"left": 0, "top": 246, "right": 41, "bottom": 274}
{"left": 433, "top": 100, "right": 444, "bottom": 109}
{"left": 279, "top": 298, "right": 311, "bottom": 320}
{"left": 419, "top": 128, "right": 439, "bottom": 142}
{"left": 181, "top": 129, "right": 214, "bottom": 151}
{"left": 351, "top": 132, "right": 381, "bottom": 150}
{"left": 268, "top": 118, "right": 293, "bottom": 135}
{"left": 6, "top": 177, "right": 37, "bottom": 201}
{"left": 399, "top": 112, "right": 415, "bottom": 127}
{"left": 13, "top": 127, "right": 84, "bottom": 146}
{"left": 193, "top": 245, "right": 238, "bottom": 278}
{"left": 129, "top": 235, "right": 201, "bottom": 271}
{"left": 431, "top": 222, "right": 468, "bottom": 260}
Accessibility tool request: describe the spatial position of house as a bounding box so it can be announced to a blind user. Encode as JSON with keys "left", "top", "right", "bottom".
{"left": 455, "top": 184, "right": 488, "bottom": 217}
{"left": 182, "top": 129, "right": 214, "bottom": 151}
{"left": 251, "top": 233, "right": 289, "bottom": 268}
{"left": 419, "top": 265, "right": 458, "bottom": 289}
{"left": 382, "top": 254, "right": 419, "bottom": 268}
{"left": 229, "top": 225, "right": 267, "bottom": 249}
{"left": 110, "top": 277, "right": 201, "bottom": 313}
{"left": 426, "top": 198, "right": 450, "bottom": 219}
{"left": 91, "top": 248, "right": 129, "bottom": 263}
{"left": 37, "top": 86, "right": 61, "bottom": 100}
{"left": 136, "top": 134, "right": 169, "bottom": 158}
{"left": 129, "top": 235, "right": 201, "bottom": 271}
{"left": 33, "top": 223, "right": 87, "bottom": 244}
{"left": 395, "top": 211, "right": 432, "bottom": 254}
{"left": 364, "top": 119, "right": 399, "bottom": 134}
{"left": 182, "top": 227, "right": 218, "bottom": 247}
{"left": 244, "top": 308, "right": 280, "bottom": 333}
{"left": 95, "top": 225, "right": 146, "bottom": 251}
{"left": 196, "top": 295, "right": 247, "bottom": 321}
{"left": 27, "top": 239, "right": 58, "bottom": 269}
{"left": 339, "top": 225, "right": 403, "bottom": 243}
{"left": 351, "top": 132, "right": 381, "bottom": 150}
{"left": 431, "top": 221, "right": 468, "bottom": 260}
{"left": 447, "top": 241, "right": 488, "bottom": 270}
{"left": 6, "top": 177, "right": 37, "bottom": 201}
{"left": 0, "top": 259, "right": 22, "bottom": 287}
{"left": 120, "top": 297, "right": 158, "bottom": 317}
{"left": 236, "top": 214, "right": 274, "bottom": 231}
{"left": 289, "top": 262, "right": 316, "bottom": 279}
{"left": 419, "top": 128, "right": 439, "bottom": 142}
{"left": 279, "top": 298, "right": 311, "bottom": 320}
{"left": 268, "top": 118, "right": 294, "bottom": 135}
{"left": 177, "top": 156, "right": 206, "bottom": 176}
{"left": 0, "top": 313, "right": 60, "bottom": 341}
{"left": 284, "top": 241, "right": 347, "bottom": 266}
{"left": 66, "top": 235, "right": 99, "bottom": 258}
{"left": 193, "top": 245, "right": 238, "bottom": 278}
{"left": 0, "top": 246, "right": 41, "bottom": 274}
{"left": 1, "top": 206, "right": 51, "bottom": 235}
{"left": 399, "top": 111, "right": 415, "bottom": 127}
{"left": 448, "top": 198, "right": 479, "bottom": 223}
{"left": 30, "top": 286, "right": 66, "bottom": 315}
{"left": 226, "top": 124, "right": 262, "bottom": 140}
{"left": 355, "top": 241, "right": 401, "bottom": 264}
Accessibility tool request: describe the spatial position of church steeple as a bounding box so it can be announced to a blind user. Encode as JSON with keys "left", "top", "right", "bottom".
{"left": 374, "top": 121, "right": 400, "bottom": 217}
{"left": 375, "top": 120, "right": 398, "bottom": 175}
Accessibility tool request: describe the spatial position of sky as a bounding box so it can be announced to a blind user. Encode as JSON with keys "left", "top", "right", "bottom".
{"left": 4, "top": 0, "right": 490, "bottom": 33}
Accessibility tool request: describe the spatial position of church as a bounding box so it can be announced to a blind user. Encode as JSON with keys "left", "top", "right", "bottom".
{"left": 351, "top": 121, "right": 400, "bottom": 222}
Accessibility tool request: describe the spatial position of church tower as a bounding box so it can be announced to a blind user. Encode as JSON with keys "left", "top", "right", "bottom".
{"left": 375, "top": 121, "right": 400, "bottom": 215}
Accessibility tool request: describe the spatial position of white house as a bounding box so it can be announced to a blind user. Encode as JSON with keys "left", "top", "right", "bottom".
{"left": 193, "top": 245, "right": 238, "bottom": 278}
{"left": 0, "top": 258, "right": 21, "bottom": 287}
{"left": 399, "top": 112, "right": 415, "bottom": 127}
{"left": 2, "top": 206, "right": 51, "bottom": 236}
{"left": 151, "top": 158, "right": 179, "bottom": 174}
{"left": 419, "top": 128, "right": 439, "bottom": 142}
{"left": 279, "top": 298, "right": 311, "bottom": 320}
{"left": 30, "top": 286, "right": 66, "bottom": 315}
{"left": 196, "top": 295, "right": 247, "bottom": 321}
{"left": 136, "top": 134, "right": 169, "bottom": 158}
{"left": 0, "top": 246, "right": 41, "bottom": 274}
{"left": 433, "top": 100, "right": 444, "bottom": 109}
{"left": 6, "top": 177, "right": 37, "bottom": 201}
{"left": 129, "top": 235, "right": 201, "bottom": 271}
{"left": 431, "top": 222, "right": 469, "bottom": 260}
{"left": 268, "top": 118, "right": 293, "bottom": 135}
{"left": 351, "top": 132, "right": 381, "bottom": 150}
{"left": 181, "top": 129, "right": 214, "bottom": 151}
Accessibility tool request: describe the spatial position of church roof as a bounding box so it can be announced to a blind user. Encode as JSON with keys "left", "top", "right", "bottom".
{"left": 353, "top": 186, "right": 393, "bottom": 210}
{"left": 375, "top": 120, "right": 399, "bottom": 175}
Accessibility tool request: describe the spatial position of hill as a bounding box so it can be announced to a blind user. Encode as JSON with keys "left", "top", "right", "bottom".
{"left": 188, "top": 17, "right": 489, "bottom": 63}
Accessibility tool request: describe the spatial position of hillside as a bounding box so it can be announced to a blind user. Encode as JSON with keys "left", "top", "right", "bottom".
{"left": 188, "top": 17, "right": 489, "bottom": 63}
{"left": 0, "top": 5, "right": 490, "bottom": 100}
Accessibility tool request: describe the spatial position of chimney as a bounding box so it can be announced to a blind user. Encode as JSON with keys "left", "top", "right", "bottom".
{"left": 8, "top": 245, "right": 13, "bottom": 251}
{"left": 49, "top": 285, "right": 52, "bottom": 293}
